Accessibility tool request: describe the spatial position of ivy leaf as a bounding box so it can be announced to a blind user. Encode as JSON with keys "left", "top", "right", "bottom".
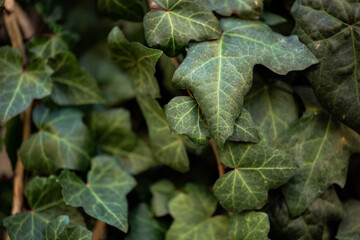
{"left": 58, "top": 156, "right": 136, "bottom": 232}
{"left": 97, "top": 0, "right": 144, "bottom": 22}
{"left": 228, "top": 108, "right": 260, "bottom": 143}
{"left": 143, "top": 0, "right": 221, "bottom": 57}
{"left": 280, "top": 111, "right": 360, "bottom": 217}
{"left": 48, "top": 52, "right": 104, "bottom": 105}
{"left": 108, "top": 27, "right": 163, "bottom": 98}
{"left": 20, "top": 106, "right": 93, "bottom": 173}
{"left": 292, "top": 0, "right": 360, "bottom": 134}
{"left": 3, "top": 176, "right": 84, "bottom": 240}
{"left": 28, "top": 34, "right": 69, "bottom": 60}
{"left": 228, "top": 211, "right": 270, "bottom": 240}
{"left": 173, "top": 19, "right": 317, "bottom": 147}
{"left": 337, "top": 200, "right": 360, "bottom": 239}
{"left": 43, "top": 216, "right": 92, "bottom": 240}
{"left": 150, "top": 180, "right": 177, "bottom": 217}
{"left": 137, "top": 94, "right": 189, "bottom": 173}
{"left": 90, "top": 109, "right": 156, "bottom": 174}
{"left": 0, "top": 46, "right": 52, "bottom": 125}
{"left": 213, "top": 138, "right": 297, "bottom": 212}
{"left": 260, "top": 11, "right": 287, "bottom": 26}
{"left": 204, "top": 0, "right": 263, "bottom": 19}
{"left": 337, "top": 233, "right": 360, "bottom": 240}
{"left": 166, "top": 184, "right": 229, "bottom": 240}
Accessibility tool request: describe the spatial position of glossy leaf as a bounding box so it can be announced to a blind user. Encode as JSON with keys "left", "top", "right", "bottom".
{"left": 292, "top": 0, "right": 360, "bottom": 134}
{"left": 173, "top": 18, "right": 317, "bottom": 147}
{"left": 144, "top": 0, "right": 221, "bottom": 57}
{"left": 58, "top": 156, "right": 136, "bottom": 232}
{"left": 43, "top": 216, "right": 92, "bottom": 240}
{"left": 108, "top": 27, "right": 163, "bottom": 98}
{"left": 204, "top": 0, "right": 263, "bottom": 19}
{"left": 97, "top": 0, "right": 144, "bottom": 22}
{"left": 0, "top": 46, "right": 52, "bottom": 124}
{"left": 337, "top": 200, "right": 360, "bottom": 239}
{"left": 3, "top": 176, "right": 84, "bottom": 240}
{"left": 166, "top": 184, "right": 228, "bottom": 240}
{"left": 20, "top": 106, "right": 93, "bottom": 173}
{"left": 150, "top": 180, "right": 177, "bottom": 217}
{"left": 28, "top": 35, "right": 69, "bottom": 60}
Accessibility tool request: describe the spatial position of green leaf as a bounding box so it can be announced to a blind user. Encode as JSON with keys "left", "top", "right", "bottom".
{"left": 108, "top": 27, "right": 163, "bottom": 98}
{"left": 204, "top": 0, "right": 263, "bottom": 19}
{"left": 126, "top": 203, "right": 166, "bottom": 240}
{"left": 260, "top": 11, "right": 287, "bottom": 26}
{"left": 43, "top": 216, "right": 92, "bottom": 240}
{"left": 213, "top": 138, "right": 297, "bottom": 212}
{"left": 28, "top": 34, "right": 69, "bottom": 60}
{"left": 150, "top": 180, "right": 177, "bottom": 217}
{"left": 58, "top": 156, "right": 136, "bottom": 232}
{"left": 97, "top": 0, "right": 144, "bottom": 22}
{"left": 228, "top": 108, "right": 260, "bottom": 143}
{"left": 280, "top": 111, "right": 360, "bottom": 217}
{"left": 48, "top": 52, "right": 104, "bottom": 105}
{"left": 292, "top": 0, "right": 360, "bottom": 134}
{"left": 20, "top": 106, "right": 93, "bottom": 173}
{"left": 337, "top": 233, "right": 360, "bottom": 240}
{"left": 173, "top": 19, "right": 317, "bottom": 147}
{"left": 228, "top": 211, "right": 270, "bottom": 240}
{"left": 0, "top": 46, "right": 52, "bottom": 124}
{"left": 337, "top": 200, "right": 360, "bottom": 239}
{"left": 166, "top": 184, "right": 229, "bottom": 240}
{"left": 3, "top": 176, "right": 84, "bottom": 240}
{"left": 90, "top": 109, "right": 156, "bottom": 174}
{"left": 143, "top": 0, "right": 221, "bottom": 57}
{"left": 137, "top": 94, "right": 189, "bottom": 173}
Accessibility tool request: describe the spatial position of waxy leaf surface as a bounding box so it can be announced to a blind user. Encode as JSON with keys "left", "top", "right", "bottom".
{"left": 43, "top": 216, "right": 92, "bottom": 240}
{"left": 97, "top": 0, "right": 144, "bottom": 22}
{"left": 150, "top": 180, "right": 177, "bottom": 217}
{"left": 337, "top": 200, "right": 360, "bottom": 239}
{"left": 173, "top": 19, "right": 317, "bottom": 147}
{"left": 58, "top": 156, "right": 136, "bottom": 232}
{"left": 204, "top": 0, "right": 263, "bottom": 19}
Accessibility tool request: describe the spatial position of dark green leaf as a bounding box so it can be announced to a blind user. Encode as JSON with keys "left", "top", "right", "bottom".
{"left": 337, "top": 233, "right": 360, "bottom": 240}
{"left": 144, "top": 0, "right": 221, "bottom": 57}
{"left": 260, "top": 11, "right": 287, "bottom": 26}
{"left": 204, "top": 0, "right": 263, "bottom": 19}
{"left": 58, "top": 156, "right": 136, "bottom": 232}
{"left": 28, "top": 34, "right": 69, "bottom": 60}
{"left": 20, "top": 106, "right": 93, "bottom": 173}
{"left": 228, "top": 108, "right": 260, "bottom": 143}
{"left": 97, "top": 0, "right": 144, "bottom": 22}
{"left": 43, "top": 216, "right": 92, "bottom": 240}
{"left": 337, "top": 200, "right": 360, "bottom": 239}
{"left": 150, "top": 180, "right": 177, "bottom": 217}
{"left": 173, "top": 19, "right": 317, "bottom": 147}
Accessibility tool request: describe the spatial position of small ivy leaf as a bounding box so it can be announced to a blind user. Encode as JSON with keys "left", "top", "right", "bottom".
{"left": 280, "top": 111, "right": 360, "bottom": 217}
{"left": 337, "top": 200, "right": 360, "bottom": 239}
{"left": 20, "top": 106, "right": 94, "bottom": 173}
{"left": 108, "top": 27, "right": 163, "bottom": 98}
{"left": 97, "top": 0, "right": 144, "bottom": 22}
{"left": 58, "top": 156, "right": 136, "bottom": 232}
{"left": 126, "top": 203, "right": 167, "bottom": 240}
{"left": 0, "top": 46, "right": 53, "bottom": 125}
{"left": 43, "top": 216, "right": 92, "bottom": 240}
{"left": 137, "top": 94, "right": 189, "bottom": 173}
{"left": 48, "top": 52, "right": 104, "bottom": 105}
{"left": 150, "top": 180, "right": 177, "bottom": 217}
{"left": 143, "top": 0, "right": 221, "bottom": 57}
{"left": 166, "top": 184, "right": 229, "bottom": 240}
{"left": 173, "top": 19, "right": 318, "bottom": 147}
{"left": 260, "top": 11, "right": 287, "bottom": 26}
{"left": 203, "top": 0, "right": 263, "bottom": 19}
{"left": 90, "top": 109, "right": 157, "bottom": 174}
{"left": 337, "top": 233, "right": 360, "bottom": 240}
{"left": 28, "top": 34, "right": 69, "bottom": 60}
{"left": 228, "top": 211, "right": 270, "bottom": 240}
{"left": 213, "top": 138, "right": 297, "bottom": 212}
{"left": 228, "top": 108, "right": 260, "bottom": 143}
{"left": 292, "top": 0, "right": 360, "bottom": 135}
{"left": 3, "top": 176, "right": 84, "bottom": 240}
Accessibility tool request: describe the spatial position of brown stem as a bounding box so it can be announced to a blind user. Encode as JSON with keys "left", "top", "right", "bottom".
{"left": 92, "top": 220, "right": 106, "bottom": 240}
{"left": 170, "top": 57, "right": 180, "bottom": 68}
{"left": 210, "top": 138, "right": 224, "bottom": 177}
{"left": 14, "top": 2, "right": 36, "bottom": 40}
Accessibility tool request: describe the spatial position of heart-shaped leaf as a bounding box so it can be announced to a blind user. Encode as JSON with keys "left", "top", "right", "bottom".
{"left": 97, "top": 0, "right": 144, "bottom": 22}
{"left": 204, "top": 0, "right": 263, "bottom": 19}
{"left": 43, "top": 216, "right": 92, "bottom": 240}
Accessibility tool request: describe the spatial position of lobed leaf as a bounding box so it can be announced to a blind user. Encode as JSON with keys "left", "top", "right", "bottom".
{"left": 43, "top": 216, "right": 92, "bottom": 240}
{"left": 204, "top": 0, "right": 263, "bottom": 19}
{"left": 97, "top": 0, "right": 144, "bottom": 22}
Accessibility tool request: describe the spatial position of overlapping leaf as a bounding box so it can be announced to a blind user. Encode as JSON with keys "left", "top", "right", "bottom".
{"left": 28, "top": 34, "right": 69, "bottom": 60}
{"left": 108, "top": 27, "right": 163, "bottom": 98}
{"left": 150, "top": 180, "right": 177, "bottom": 217}
{"left": 43, "top": 216, "right": 92, "bottom": 240}
{"left": 292, "top": 0, "right": 360, "bottom": 134}
{"left": 204, "top": 0, "right": 263, "bottom": 19}
{"left": 20, "top": 106, "right": 93, "bottom": 173}
{"left": 97, "top": 0, "right": 144, "bottom": 22}
{"left": 337, "top": 200, "right": 360, "bottom": 239}
{"left": 144, "top": 0, "right": 221, "bottom": 57}
{"left": 0, "top": 46, "right": 52, "bottom": 124}
{"left": 166, "top": 184, "right": 228, "bottom": 240}
{"left": 173, "top": 18, "right": 317, "bottom": 147}
{"left": 58, "top": 156, "right": 136, "bottom": 232}
{"left": 229, "top": 108, "right": 259, "bottom": 143}
{"left": 3, "top": 176, "right": 84, "bottom": 240}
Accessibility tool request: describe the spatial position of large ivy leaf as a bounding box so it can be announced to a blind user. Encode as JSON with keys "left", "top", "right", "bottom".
{"left": 43, "top": 216, "right": 92, "bottom": 240}
{"left": 228, "top": 211, "right": 270, "bottom": 240}
{"left": 150, "top": 180, "right": 177, "bottom": 217}
{"left": 3, "top": 176, "right": 84, "bottom": 240}
{"left": 166, "top": 184, "right": 228, "bottom": 240}
{"left": 280, "top": 110, "right": 360, "bottom": 217}
{"left": 28, "top": 34, "right": 69, "bottom": 60}
{"left": 108, "top": 27, "right": 163, "bottom": 98}
{"left": 20, "top": 106, "right": 93, "bottom": 173}
{"left": 90, "top": 109, "right": 156, "bottom": 174}
{"left": 143, "top": 0, "right": 221, "bottom": 57}
{"left": 58, "top": 156, "right": 136, "bottom": 232}
{"left": 204, "top": 0, "right": 263, "bottom": 19}
{"left": 173, "top": 19, "right": 317, "bottom": 147}
{"left": 213, "top": 138, "right": 297, "bottom": 212}
{"left": 0, "top": 46, "right": 52, "bottom": 124}
{"left": 137, "top": 94, "right": 189, "bottom": 173}
{"left": 48, "top": 52, "right": 104, "bottom": 105}
{"left": 97, "top": 0, "right": 144, "bottom": 22}
{"left": 337, "top": 200, "right": 360, "bottom": 239}
{"left": 292, "top": 0, "right": 360, "bottom": 134}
